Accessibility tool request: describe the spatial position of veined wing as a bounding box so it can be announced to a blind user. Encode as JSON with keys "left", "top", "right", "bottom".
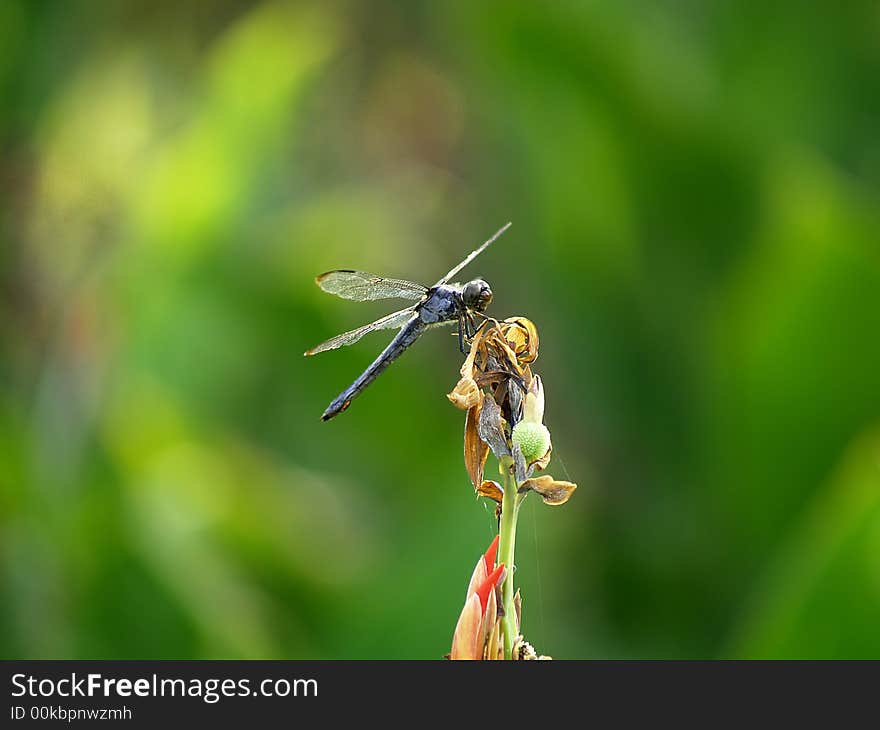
{"left": 436, "top": 222, "right": 512, "bottom": 285}
{"left": 304, "top": 307, "right": 416, "bottom": 356}
{"left": 316, "top": 270, "right": 428, "bottom": 301}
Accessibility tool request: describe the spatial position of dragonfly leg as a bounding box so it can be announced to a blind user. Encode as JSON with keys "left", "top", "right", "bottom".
{"left": 463, "top": 312, "right": 485, "bottom": 347}
{"left": 457, "top": 313, "right": 467, "bottom": 354}
{"left": 473, "top": 311, "right": 502, "bottom": 332}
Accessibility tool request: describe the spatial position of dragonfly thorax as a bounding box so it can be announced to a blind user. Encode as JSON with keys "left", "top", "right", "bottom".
{"left": 462, "top": 278, "right": 493, "bottom": 312}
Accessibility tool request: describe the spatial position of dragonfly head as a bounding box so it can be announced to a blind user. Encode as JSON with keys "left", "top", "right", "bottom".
{"left": 462, "top": 279, "right": 493, "bottom": 312}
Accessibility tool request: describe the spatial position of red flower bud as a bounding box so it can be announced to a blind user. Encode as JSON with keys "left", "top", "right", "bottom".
{"left": 450, "top": 537, "right": 508, "bottom": 660}
{"left": 483, "top": 534, "right": 500, "bottom": 573}
{"left": 475, "top": 563, "right": 505, "bottom": 613}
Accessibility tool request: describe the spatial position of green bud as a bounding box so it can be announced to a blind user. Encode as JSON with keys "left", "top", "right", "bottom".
{"left": 511, "top": 421, "right": 551, "bottom": 463}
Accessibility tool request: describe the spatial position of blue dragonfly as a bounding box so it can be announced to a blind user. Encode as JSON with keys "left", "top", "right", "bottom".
{"left": 305, "top": 223, "right": 511, "bottom": 420}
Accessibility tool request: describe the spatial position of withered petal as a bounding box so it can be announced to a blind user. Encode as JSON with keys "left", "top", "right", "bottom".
{"left": 508, "top": 379, "right": 525, "bottom": 427}
{"left": 447, "top": 325, "right": 490, "bottom": 411}
{"left": 477, "top": 480, "right": 504, "bottom": 504}
{"left": 475, "top": 370, "right": 508, "bottom": 388}
{"left": 502, "top": 317, "right": 539, "bottom": 364}
{"left": 464, "top": 403, "right": 489, "bottom": 490}
{"left": 447, "top": 376, "right": 482, "bottom": 411}
{"left": 518, "top": 475, "right": 577, "bottom": 506}
{"left": 460, "top": 327, "right": 485, "bottom": 377}
{"left": 477, "top": 393, "right": 510, "bottom": 459}
{"left": 492, "top": 339, "right": 525, "bottom": 379}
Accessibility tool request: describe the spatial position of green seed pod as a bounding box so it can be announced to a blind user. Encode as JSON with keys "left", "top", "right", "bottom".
{"left": 511, "top": 421, "right": 551, "bottom": 463}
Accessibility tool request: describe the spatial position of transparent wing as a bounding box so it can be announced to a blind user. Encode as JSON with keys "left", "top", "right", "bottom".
{"left": 436, "top": 222, "right": 512, "bottom": 285}
{"left": 304, "top": 307, "right": 416, "bottom": 356}
{"left": 315, "top": 270, "right": 428, "bottom": 301}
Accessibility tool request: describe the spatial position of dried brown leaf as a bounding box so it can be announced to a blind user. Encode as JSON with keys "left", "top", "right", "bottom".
{"left": 474, "top": 370, "right": 508, "bottom": 389}
{"left": 508, "top": 380, "right": 525, "bottom": 426}
{"left": 503, "top": 317, "right": 539, "bottom": 364}
{"left": 447, "top": 375, "right": 482, "bottom": 410}
{"left": 518, "top": 475, "right": 577, "bottom": 505}
{"left": 477, "top": 393, "right": 510, "bottom": 459}
{"left": 447, "top": 325, "right": 489, "bottom": 410}
{"left": 477, "top": 480, "right": 503, "bottom": 504}
{"left": 464, "top": 403, "right": 489, "bottom": 490}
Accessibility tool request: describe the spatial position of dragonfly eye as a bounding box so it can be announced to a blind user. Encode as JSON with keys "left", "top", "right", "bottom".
{"left": 463, "top": 279, "right": 493, "bottom": 311}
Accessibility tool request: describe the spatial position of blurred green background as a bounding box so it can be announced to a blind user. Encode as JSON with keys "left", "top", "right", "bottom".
{"left": 2, "top": 0, "right": 880, "bottom": 659}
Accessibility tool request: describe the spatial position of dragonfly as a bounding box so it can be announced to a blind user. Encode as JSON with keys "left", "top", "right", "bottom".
{"left": 305, "top": 222, "right": 512, "bottom": 421}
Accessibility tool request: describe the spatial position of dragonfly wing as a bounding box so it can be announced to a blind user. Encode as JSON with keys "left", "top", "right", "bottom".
{"left": 316, "top": 270, "right": 428, "bottom": 301}
{"left": 304, "top": 307, "right": 417, "bottom": 356}
{"left": 436, "top": 222, "right": 512, "bottom": 285}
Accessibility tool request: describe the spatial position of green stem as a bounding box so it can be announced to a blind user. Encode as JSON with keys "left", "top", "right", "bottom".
{"left": 497, "top": 455, "right": 521, "bottom": 659}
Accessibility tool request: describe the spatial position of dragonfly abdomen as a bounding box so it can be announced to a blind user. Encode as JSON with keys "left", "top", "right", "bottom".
{"left": 321, "top": 314, "right": 427, "bottom": 421}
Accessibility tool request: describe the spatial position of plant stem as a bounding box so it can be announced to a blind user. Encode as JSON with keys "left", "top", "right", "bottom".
{"left": 497, "top": 455, "right": 520, "bottom": 658}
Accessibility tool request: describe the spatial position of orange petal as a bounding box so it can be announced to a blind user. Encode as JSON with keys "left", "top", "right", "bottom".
{"left": 475, "top": 563, "right": 505, "bottom": 613}
{"left": 483, "top": 534, "right": 500, "bottom": 573}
